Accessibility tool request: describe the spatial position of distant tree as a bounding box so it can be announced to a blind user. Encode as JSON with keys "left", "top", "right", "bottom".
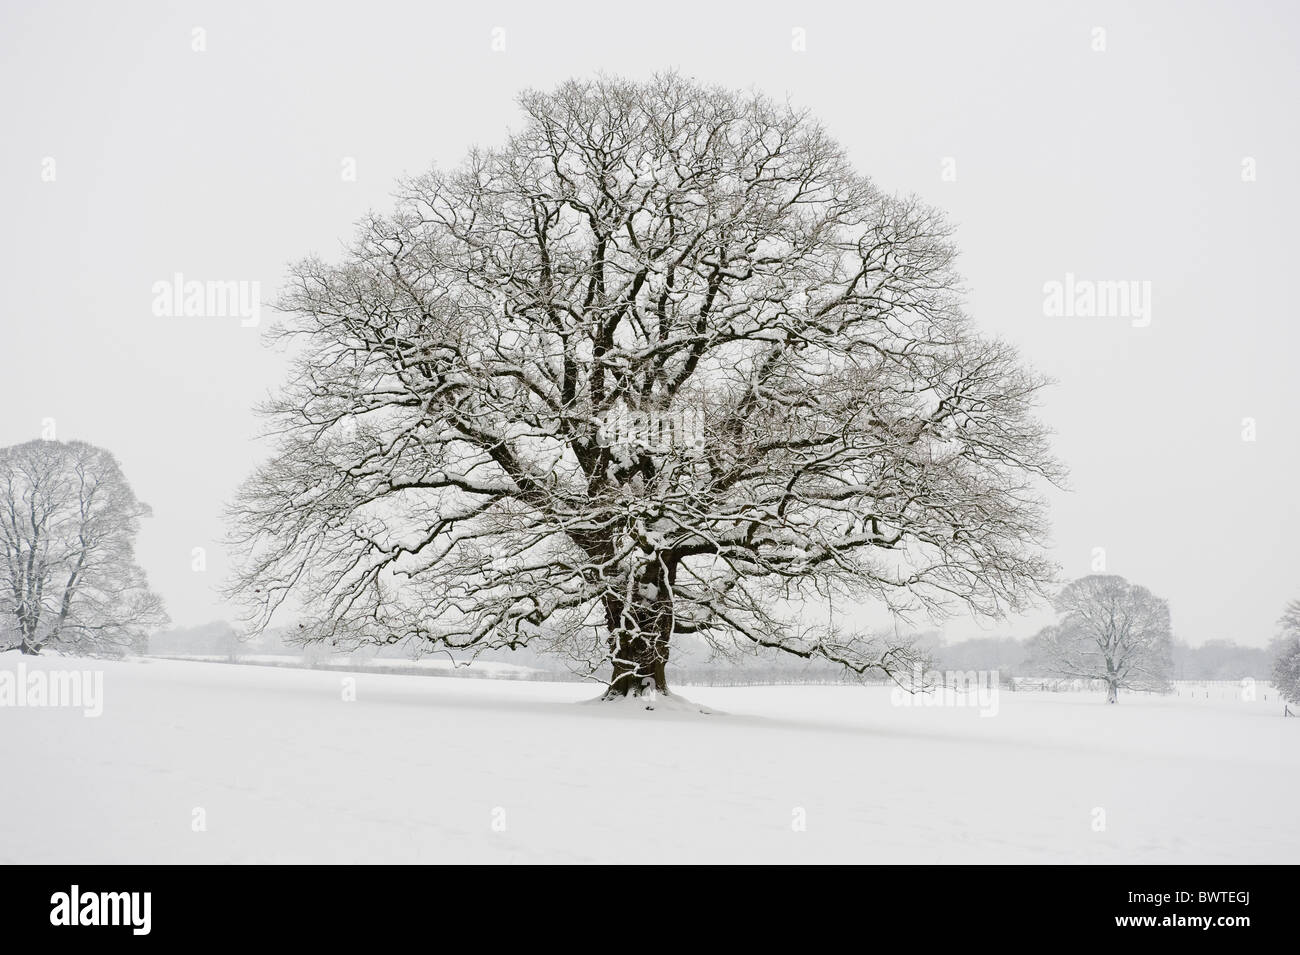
{"left": 932, "top": 635, "right": 1030, "bottom": 674}
{"left": 1030, "top": 574, "right": 1173, "bottom": 703}
{"left": 0, "top": 440, "right": 167, "bottom": 655}
{"left": 146, "top": 620, "right": 241, "bottom": 657}
{"left": 1270, "top": 600, "right": 1300, "bottom": 705}
{"left": 1170, "top": 638, "right": 1273, "bottom": 681}
{"left": 228, "top": 74, "right": 1061, "bottom": 699}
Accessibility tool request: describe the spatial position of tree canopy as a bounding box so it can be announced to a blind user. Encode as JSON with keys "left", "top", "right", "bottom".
{"left": 229, "top": 74, "right": 1060, "bottom": 696}
{"left": 1031, "top": 574, "right": 1173, "bottom": 702}
{"left": 0, "top": 440, "right": 166, "bottom": 655}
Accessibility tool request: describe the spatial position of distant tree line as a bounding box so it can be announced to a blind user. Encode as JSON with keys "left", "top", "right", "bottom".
{"left": 145, "top": 587, "right": 1300, "bottom": 702}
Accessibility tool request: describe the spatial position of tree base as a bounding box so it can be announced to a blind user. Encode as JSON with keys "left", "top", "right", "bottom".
{"left": 590, "top": 686, "right": 714, "bottom": 715}
{"left": 600, "top": 679, "right": 665, "bottom": 706}
{"left": 602, "top": 665, "right": 669, "bottom": 702}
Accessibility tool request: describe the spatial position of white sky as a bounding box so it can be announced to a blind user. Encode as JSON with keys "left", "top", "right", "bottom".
{"left": 2, "top": 0, "right": 1297, "bottom": 646}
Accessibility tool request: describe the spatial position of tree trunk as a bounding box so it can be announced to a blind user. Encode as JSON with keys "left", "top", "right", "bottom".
{"left": 603, "top": 563, "right": 676, "bottom": 696}
{"left": 604, "top": 629, "right": 670, "bottom": 699}
{"left": 1106, "top": 680, "right": 1118, "bottom": 704}
{"left": 601, "top": 556, "right": 676, "bottom": 700}
{"left": 19, "top": 638, "right": 42, "bottom": 655}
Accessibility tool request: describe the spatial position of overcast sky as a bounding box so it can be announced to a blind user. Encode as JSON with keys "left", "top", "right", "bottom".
{"left": 2, "top": 0, "right": 1297, "bottom": 645}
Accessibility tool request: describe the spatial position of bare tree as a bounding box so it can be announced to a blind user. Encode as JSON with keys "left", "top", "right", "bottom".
{"left": 0, "top": 440, "right": 167, "bottom": 655}
{"left": 228, "top": 74, "right": 1061, "bottom": 698}
{"left": 1031, "top": 575, "right": 1173, "bottom": 703}
{"left": 1269, "top": 599, "right": 1300, "bottom": 706}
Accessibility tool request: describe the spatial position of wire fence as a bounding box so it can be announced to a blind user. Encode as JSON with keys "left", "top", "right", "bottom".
{"left": 1006, "top": 677, "right": 1285, "bottom": 703}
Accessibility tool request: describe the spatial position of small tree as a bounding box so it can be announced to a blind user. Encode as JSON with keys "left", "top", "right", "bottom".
{"left": 1270, "top": 599, "right": 1300, "bottom": 706}
{"left": 0, "top": 440, "right": 167, "bottom": 655}
{"left": 1031, "top": 574, "right": 1173, "bottom": 703}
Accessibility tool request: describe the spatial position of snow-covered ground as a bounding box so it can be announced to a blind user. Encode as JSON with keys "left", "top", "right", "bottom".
{"left": 2, "top": 655, "right": 1295, "bottom": 863}
{"left": 151, "top": 653, "right": 545, "bottom": 677}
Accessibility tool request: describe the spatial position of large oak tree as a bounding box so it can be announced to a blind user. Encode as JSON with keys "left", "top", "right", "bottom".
{"left": 228, "top": 75, "right": 1060, "bottom": 698}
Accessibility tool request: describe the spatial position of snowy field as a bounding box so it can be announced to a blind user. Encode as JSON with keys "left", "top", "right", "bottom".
{"left": 151, "top": 654, "right": 545, "bottom": 678}
{"left": 2, "top": 655, "right": 1296, "bottom": 864}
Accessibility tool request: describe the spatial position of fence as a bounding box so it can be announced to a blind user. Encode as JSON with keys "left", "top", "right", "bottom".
{"left": 1007, "top": 677, "right": 1285, "bottom": 703}
{"left": 1170, "top": 679, "right": 1283, "bottom": 702}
